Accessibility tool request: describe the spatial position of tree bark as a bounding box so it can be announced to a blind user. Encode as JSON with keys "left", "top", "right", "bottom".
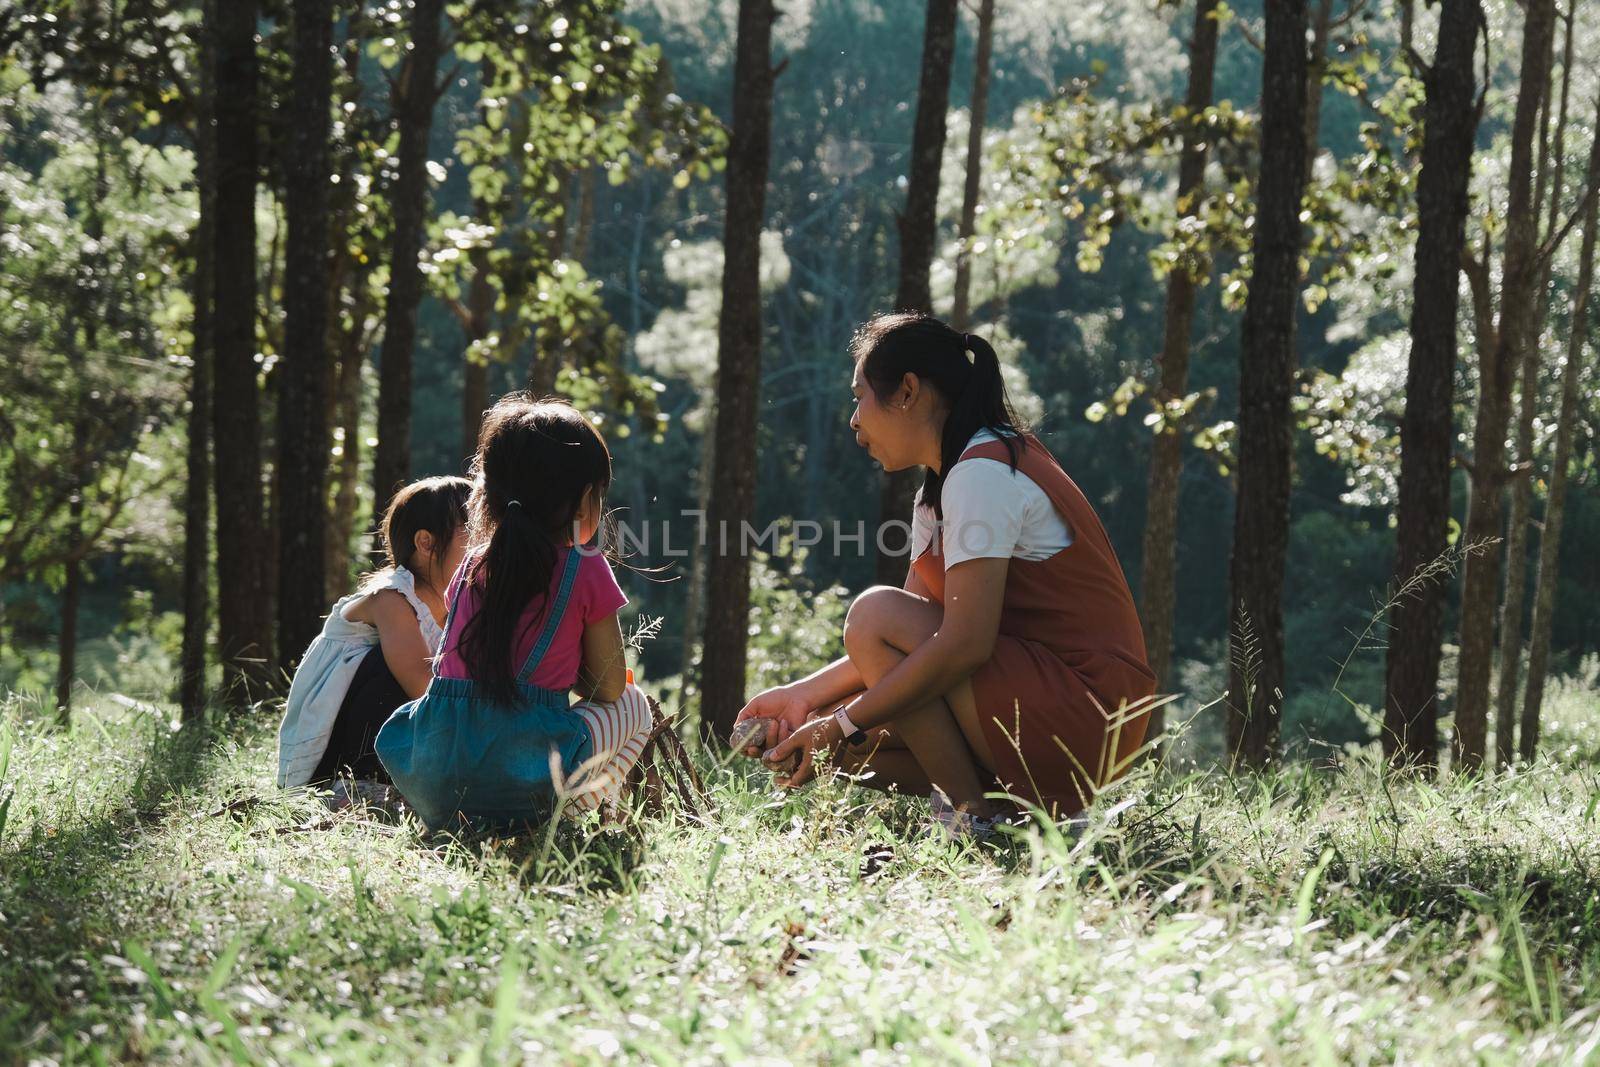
{"left": 212, "top": 0, "right": 271, "bottom": 699}
{"left": 371, "top": 0, "right": 445, "bottom": 516}
{"left": 1453, "top": 0, "right": 1556, "bottom": 772}
{"left": 699, "top": 0, "right": 776, "bottom": 744}
{"left": 877, "top": 0, "right": 959, "bottom": 586}
{"left": 1494, "top": 7, "right": 1573, "bottom": 768}
{"left": 1521, "top": 87, "right": 1600, "bottom": 761}
{"left": 1226, "top": 0, "right": 1310, "bottom": 769}
{"left": 277, "top": 0, "right": 334, "bottom": 672}
{"left": 181, "top": 0, "right": 217, "bottom": 721}
{"left": 459, "top": 241, "right": 493, "bottom": 460}
{"left": 326, "top": 284, "right": 370, "bottom": 600}
{"left": 1140, "top": 0, "right": 1220, "bottom": 744}
{"left": 1382, "top": 0, "right": 1484, "bottom": 770}
{"left": 55, "top": 127, "right": 108, "bottom": 725}
{"left": 950, "top": 0, "right": 994, "bottom": 333}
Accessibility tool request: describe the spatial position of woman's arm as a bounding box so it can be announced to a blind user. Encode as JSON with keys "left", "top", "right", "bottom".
{"left": 842, "top": 556, "right": 1007, "bottom": 731}
{"left": 574, "top": 613, "right": 627, "bottom": 703}
{"left": 366, "top": 591, "right": 436, "bottom": 700}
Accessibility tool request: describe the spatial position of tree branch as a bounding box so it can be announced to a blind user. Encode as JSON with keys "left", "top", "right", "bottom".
{"left": 1538, "top": 180, "right": 1598, "bottom": 264}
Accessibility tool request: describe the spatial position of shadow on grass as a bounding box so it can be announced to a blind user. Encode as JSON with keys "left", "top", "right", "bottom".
{"left": 0, "top": 711, "right": 234, "bottom": 1054}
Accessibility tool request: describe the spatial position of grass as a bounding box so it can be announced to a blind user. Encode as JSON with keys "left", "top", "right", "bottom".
{"left": 3, "top": 680, "right": 1600, "bottom": 1064}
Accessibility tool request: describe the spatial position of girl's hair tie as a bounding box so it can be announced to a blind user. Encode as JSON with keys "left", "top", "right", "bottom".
{"left": 506, "top": 499, "right": 523, "bottom": 511}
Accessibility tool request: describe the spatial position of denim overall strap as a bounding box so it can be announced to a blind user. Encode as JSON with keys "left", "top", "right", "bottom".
{"left": 516, "top": 548, "right": 582, "bottom": 685}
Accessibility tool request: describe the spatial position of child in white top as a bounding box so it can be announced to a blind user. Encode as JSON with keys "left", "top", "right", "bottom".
{"left": 276, "top": 476, "right": 471, "bottom": 788}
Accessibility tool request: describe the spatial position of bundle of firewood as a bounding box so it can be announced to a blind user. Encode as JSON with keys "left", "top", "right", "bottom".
{"left": 624, "top": 696, "right": 710, "bottom": 818}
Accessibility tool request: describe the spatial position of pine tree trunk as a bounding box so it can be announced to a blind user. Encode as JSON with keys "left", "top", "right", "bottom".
{"left": 1140, "top": 0, "right": 1220, "bottom": 741}
{"left": 1453, "top": 0, "right": 1555, "bottom": 772}
{"left": 460, "top": 242, "right": 493, "bottom": 459}
{"left": 181, "top": 0, "right": 217, "bottom": 720}
{"left": 950, "top": 0, "right": 994, "bottom": 333}
{"left": 212, "top": 0, "right": 271, "bottom": 699}
{"left": 56, "top": 130, "right": 107, "bottom": 725}
{"left": 1382, "top": 0, "right": 1484, "bottom": 770}
{"left": 325, "top": 287, "right": 369, "bottom": 599}
{"left": 1226, "top": 0, "right": 1310, "bottom": 769}
{"left": 371, "top": 0, "right": 445, "bottom": 516}
{"left": 277, "top": 0, "right": 334, "bottom": 672}
{"left": 876, "top": 0, "right": 959, "bottom": 586}
{"left": 699, "top": 0, "right": 777, "bottom": 744}
{"left": 1495, "top": 10, "right": 1574, "bottom": 768}
{"left": 1521, "top": 88, "right": 1600, "bottom": 761}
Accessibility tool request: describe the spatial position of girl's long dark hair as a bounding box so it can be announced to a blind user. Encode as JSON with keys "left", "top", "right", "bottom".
{"left": 455, "top": 394, "right": 613, "bottom": 706}
{"left": 853, "top": 312, "right": 1025, "bottom": 519}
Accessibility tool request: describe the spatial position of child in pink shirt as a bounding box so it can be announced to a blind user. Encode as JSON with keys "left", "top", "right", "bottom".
{"left": 376, "top": 395, "right": 653, "bottom": 828}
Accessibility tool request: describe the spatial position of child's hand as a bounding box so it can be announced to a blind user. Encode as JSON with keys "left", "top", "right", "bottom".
{"left": 733, "top": 685, "right": 814, "bottom": 756}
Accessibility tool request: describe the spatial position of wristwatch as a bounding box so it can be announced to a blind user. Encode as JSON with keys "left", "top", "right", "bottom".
{"left": 833, "top": 704, "right": 869, "bottom": 748}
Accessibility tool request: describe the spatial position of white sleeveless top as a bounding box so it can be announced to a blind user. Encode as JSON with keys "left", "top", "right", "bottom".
{"left": 276, "top": 567, "right": 440, "bottom": 787}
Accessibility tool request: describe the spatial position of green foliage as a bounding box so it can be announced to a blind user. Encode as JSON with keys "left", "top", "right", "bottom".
{"left": 0, "top": 81, "right": 188, "bottom": 589}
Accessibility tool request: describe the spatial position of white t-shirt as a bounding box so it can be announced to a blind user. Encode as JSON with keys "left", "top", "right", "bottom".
{"left": 911, "top": 429, "right": 1075, "bottom": 569}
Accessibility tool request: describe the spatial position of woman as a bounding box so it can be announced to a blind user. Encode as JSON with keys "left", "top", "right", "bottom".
{"left": 735, "top": 313, "right": 1156, "bottom": 830}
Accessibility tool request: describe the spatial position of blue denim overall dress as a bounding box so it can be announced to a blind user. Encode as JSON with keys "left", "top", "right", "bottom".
{"left": 375, "top": 548, "right": 593, "bottom": 830}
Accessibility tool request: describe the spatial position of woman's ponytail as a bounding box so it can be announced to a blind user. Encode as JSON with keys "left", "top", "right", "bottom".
{"left": 854, "top": 313, "right": 1025, "bottom": 519}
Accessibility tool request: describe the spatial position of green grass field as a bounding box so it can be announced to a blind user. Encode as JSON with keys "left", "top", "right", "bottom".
{"left": 4, "top": 676, "right": 1600, "bottom": 1064}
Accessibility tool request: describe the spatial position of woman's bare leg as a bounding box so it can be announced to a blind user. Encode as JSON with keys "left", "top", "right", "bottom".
{"left": 838, "top": 586, "right": 998, "bottom": 818}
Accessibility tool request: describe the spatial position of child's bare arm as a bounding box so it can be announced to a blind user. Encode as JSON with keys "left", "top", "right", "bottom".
{"left": 574, "top": 614, "right": 627, "bottom": 703}
{"left": 366, "top": 591, "right": 435, "bottom": 699}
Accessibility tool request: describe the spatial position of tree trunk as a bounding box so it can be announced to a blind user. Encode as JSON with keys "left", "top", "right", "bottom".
{"left": 1302, "top": 0, "right": 1334, "bottom": 183}
{"left": 950, "top": 0, "right": 994, "bottom": 333}
{"left": 1521, "top": 87, "right": 1600, "bottom": 761}
{"left": 459, "top": 242, "right": 493, "bottom": 460}
{"left": 56, "top": 128, "right": 108, "bottom": 725}
{"left": 698, "top": 0, "right": 777, "bottom": 744}
{"left": 1139, "top": 0, "right": 1220, "bottom": 744}
{"left": 1226, "top": 0, "right": 1310, "bottom": 769}
{"left": 326, "top": 285, "right": 370, "bottom": 599}
{"left": 876, "top": 0, "right": 959, "bottom": 586}
{"left": 371, "top": 0, "right": 445, "bottom": 516}
{"left": 54, "top": 510, "right": 81, "bottom": 722}
{"left": 679, "top": 420, "right": 715, "bottom": 700}
{"left": 1453, "top": 0, "right": 1555, "bottom": 772}
{"left": 1494, "top": 8, "right": 1574, "bottom": 768}
{"left": 181, "top": 0, "right": 217, "bottom": 721}
{"left": 1382, "top": 0, "right": 1484, "bottom": 770}
{"left": 276, "top": 0, "right": 334, "bottom": 672}
{"left": 212, "top": 0, "right": 271, "bottom": 699}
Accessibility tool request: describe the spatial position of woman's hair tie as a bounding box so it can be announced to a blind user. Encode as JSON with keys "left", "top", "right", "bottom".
{"left": 505, "top": 498, "right": 523, "bottom": 511}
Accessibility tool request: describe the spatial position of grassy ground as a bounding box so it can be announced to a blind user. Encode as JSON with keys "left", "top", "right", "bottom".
{"left": 3, "top": 679, "right": 1600, "bottom": 1065}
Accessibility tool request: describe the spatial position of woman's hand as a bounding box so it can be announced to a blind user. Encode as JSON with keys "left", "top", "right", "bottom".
{"left": 763, "top": 712, "right": 842, "bottom": 789}
{"left": 732, "top": 685, "right": 815, "bottom": 756}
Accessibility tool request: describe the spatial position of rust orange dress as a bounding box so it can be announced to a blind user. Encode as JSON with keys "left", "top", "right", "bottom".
{"left": 911, "top": 434, "right": 1156, "bottom": 817}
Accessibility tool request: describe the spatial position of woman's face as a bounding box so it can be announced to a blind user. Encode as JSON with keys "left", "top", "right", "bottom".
{"left": 850, "top": 359, "right": 924, "bottom": 472}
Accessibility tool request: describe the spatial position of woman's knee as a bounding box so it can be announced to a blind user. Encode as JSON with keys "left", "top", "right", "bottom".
{"left": 843, "top": 585, "right": 906, "bottom": 654}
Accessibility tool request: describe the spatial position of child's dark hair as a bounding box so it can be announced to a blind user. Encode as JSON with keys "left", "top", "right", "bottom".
{"left": 456, "top": 394, "right": 613, "bottom": 707}
{"left": 852, "top": 312, "right": 1025, "bottom": 519}
{"left": 366, "top": 475, "right": 472, "bottom": 593}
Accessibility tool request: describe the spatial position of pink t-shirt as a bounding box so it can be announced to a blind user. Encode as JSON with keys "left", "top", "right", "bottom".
{"left": 435, "top": 546, "right": 628, "bottom": 692}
